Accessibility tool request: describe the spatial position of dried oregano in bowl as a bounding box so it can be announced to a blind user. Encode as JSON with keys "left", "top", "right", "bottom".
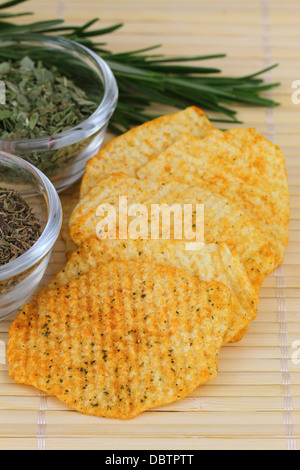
{"left": 0, "top": 55, "right": 98, "bottom": 177}
{"left": 0, "top": 33, "right": 118, "bottom": 192}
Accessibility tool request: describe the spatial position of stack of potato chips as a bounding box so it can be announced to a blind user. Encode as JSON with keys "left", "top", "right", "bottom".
{"left": 8, "top": 107, "right": 289, "bottom": 419}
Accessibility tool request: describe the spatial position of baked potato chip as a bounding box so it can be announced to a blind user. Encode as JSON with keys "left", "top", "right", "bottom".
{"left": 69, "top": 173, "right": 277, "bottom": 291}
{"left": 47, "top": 236, "right": 258, "bottom": 343}
{"left": 137, "top": 133, "right": 288, "bottom": 263}
{"left": 79, "top": 106, "right": 214, "bottom": 197}
{"left": 8, "top": 261, "right": 233, "bottom": 419}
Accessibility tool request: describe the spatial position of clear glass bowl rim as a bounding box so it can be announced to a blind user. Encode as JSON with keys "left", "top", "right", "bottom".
{"left": 0, "top": 33, "right": 119, "bottom": 151}
{"left": 0, "top": 151, "right": 62, "bottom": 281}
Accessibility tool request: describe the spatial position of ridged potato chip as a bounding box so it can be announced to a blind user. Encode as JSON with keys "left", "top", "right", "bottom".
{"left": 137, "top": 133, "right": 288, "bottom": 263}
{"left": 205, "top": 128, "right": 289, "bottom": 200}
{"left": 69, "top": 173, "right": 277, "bottom": 291}
{"left": 79, "top": 106, "right": 214, "bottom": 197}
{"left": 47, "top": 236, "right": 258, "bottom": 343}
{"left": 8, "top": 261, "right": 233, "bottom": 419}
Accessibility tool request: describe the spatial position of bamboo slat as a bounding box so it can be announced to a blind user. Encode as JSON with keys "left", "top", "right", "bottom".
{"left": 0, "top": 0, "right": 299, "bottom": 451}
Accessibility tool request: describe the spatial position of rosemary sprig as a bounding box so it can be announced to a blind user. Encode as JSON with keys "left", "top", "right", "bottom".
{"left": 0, "top": 0, "right": 280, "bottom": 133}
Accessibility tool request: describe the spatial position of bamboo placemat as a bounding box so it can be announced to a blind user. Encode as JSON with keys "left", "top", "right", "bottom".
{"left": 0, "top": 0, "right": 300, "bottom": 450}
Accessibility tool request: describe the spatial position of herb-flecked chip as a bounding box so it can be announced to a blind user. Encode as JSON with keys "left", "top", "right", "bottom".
{"left": 69, "top": 173, "right": 277, "bottom": 292}
{"left": 47, "top": 236, "right": 258, "bottom": 343}
{"left": 79, "top": 106, "right": 214, "bottom": 197}
{"left": 137, "top": 132, "right": 289, "bottom": 264}
{"left": 8, "top": 261, "right": 234, "bottom": 419}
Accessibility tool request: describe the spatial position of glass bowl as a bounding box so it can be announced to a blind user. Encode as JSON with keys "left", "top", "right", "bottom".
{"left": 0, "top": 151, "right": 62, "bottom": 320}
{"left": 0, "top": 34, "right": 118, "bottom": 192}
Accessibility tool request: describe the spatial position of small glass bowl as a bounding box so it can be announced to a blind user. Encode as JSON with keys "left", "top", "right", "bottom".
{"left": 0, "top": 151, "right": 62, "bottom": 320}
{"left": 0, "top": 34, "right": 118, "bottom": 192}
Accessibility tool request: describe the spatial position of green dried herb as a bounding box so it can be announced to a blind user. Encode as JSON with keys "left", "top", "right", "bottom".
{"left": 0, "top": 187, "right": 41, "bottom": 266}
{"left": 0, "top": 56, "right": 97, "bottom": 140}
{"left": 18, "top": 134, "right": 94, "bottom": 178}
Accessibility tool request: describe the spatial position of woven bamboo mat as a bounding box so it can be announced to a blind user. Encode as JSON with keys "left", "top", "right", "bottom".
{"left": 0, "top": 0, "right": 300, "bottom": 450}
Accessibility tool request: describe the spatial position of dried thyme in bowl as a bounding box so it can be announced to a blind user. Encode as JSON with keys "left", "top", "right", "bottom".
{"left": 0, "top": 187, "right": 41, "bottom": 266}
{"left": 0, "top": 56, "right": 98, "bottom": 175}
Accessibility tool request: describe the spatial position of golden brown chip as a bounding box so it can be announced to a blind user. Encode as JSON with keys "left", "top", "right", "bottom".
{"left": 137, "top": 134, "right": 289, "bottom": 263}
{"left": 79, "top": 106, "right": 214, "bottom": 197}
{"left": 69, "top": 173, "right": 277, "bottom": 291}
{"left": 47, "top": 236, "right": 258, "bottom": 344}
{"left": 205, "top": 128, "right": 289, "bottom": 199}
{"left": 8, "top": 261, "right": 233, "bottom": 419}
